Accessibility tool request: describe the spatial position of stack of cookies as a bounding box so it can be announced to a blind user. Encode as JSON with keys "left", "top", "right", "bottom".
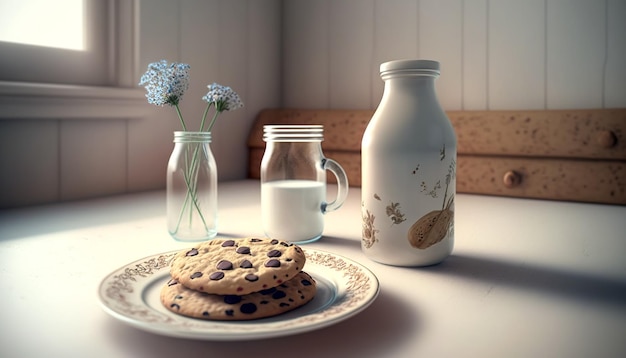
{"left": 160, "top": 237, "right": 316, "bottom": 321}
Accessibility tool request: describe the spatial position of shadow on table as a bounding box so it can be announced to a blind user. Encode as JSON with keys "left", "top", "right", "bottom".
{"left": 104, "top": 288, "right": 419, "bottom": 358}
{"left": 318, "top": 234, "right": 362, "bottom": 249}
{"left": 423, "top": 253, "right": 626, "bottom": 307}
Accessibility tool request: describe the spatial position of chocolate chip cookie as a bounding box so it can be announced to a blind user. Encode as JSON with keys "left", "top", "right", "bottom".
{"left": 169, "top": 237, "right": 307, "bottom": 295}
{"left": 161, "top": 271, "right": 316, "bottom": 320}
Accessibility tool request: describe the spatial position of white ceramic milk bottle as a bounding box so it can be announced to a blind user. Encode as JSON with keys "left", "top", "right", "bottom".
{"left": 261, "top": 125, "right": 349, "bottom": 244}
{"left": 361, "top": 59, "right": 457, "bottom": 266}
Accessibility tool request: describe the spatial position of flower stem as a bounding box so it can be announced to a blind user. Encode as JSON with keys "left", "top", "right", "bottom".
{"left": 206, "top": 110, "right": 221, "bottom": 133}
{"left": 174, "top": 104, "right": 187, "bottom": 131}
{"left": 174, "top": 144, "right": 209, "bottom": 233}
{"left": 199, "top": 103, "right": 212, "bottom": 132}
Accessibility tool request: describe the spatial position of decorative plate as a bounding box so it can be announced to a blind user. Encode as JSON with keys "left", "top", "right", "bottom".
{"left": 98, "top": 248, "right": 380, "bottom": 340}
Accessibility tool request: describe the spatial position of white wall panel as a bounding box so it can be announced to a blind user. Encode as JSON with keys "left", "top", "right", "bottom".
{"left": 547, "top": 0, "right": 605, "bottom": 109}
{"left": 248, "top": 0, "right": 282, "bottom": 135}
{"left": 488, "top": 0, "right": 546, "bottom": 110}
{"left": 281, "top": 0, "right": 623, "bottom": 112}
{"left": 329, "top": 0, "right": 375, "bottom": 109}
{"left": 419, "top": 0, "right": 463, "bottom": 110}
{"left": 211, "top": 0, "right": 250, "bottom": 180}
{"left": 0, "top": 120, "right": 59, "bottom": 208}
{"left": 129, "top": 0, "right": 181, "bottom": 193}
{"left": 605, "top": 0, "right": 626, "bottom": 108}
{"left": 137, "top": 0, "right": 181, "bottom": 66}
{"left": 372, "top": 0, "right": 419, "bottom": 106}
{"left": 179, "top": 0, "right": 220, "bottom": 132}
{"left": 282, "top": 0, "right": 330, "bottom": 108}
{"left": 60, "top": 120, "right": 127, "bottom": 201}
{"left": 462, "top": 0, "right": 488, "bottom": 110}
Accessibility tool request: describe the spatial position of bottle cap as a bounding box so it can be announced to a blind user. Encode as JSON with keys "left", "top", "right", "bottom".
{"left": 380, "top": 59, "right": 440, "bottom": 77}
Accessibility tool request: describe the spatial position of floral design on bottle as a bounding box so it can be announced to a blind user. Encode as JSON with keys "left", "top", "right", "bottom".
{"left": 371, "top": 193, "right": 407, "bottom": 226}
{"left": 407, "top": 159, "right": 456, "bottom": 249}
{"left": 361, "top": 206, "right": 379, "bottom": 249}
{"left": 386, "top": 202, "right": 406, "bottom": 225}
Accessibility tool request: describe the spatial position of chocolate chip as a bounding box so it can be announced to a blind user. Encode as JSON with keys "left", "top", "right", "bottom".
{"left": 210, "top": 272, "right": 224, "bottom": 280}
{"left": 167, "top": 279, "right": 179, "bottom": 286}
{"left": 202, "top": 312, "right": 210, "bottom": 316}
{"left": 245, "top": 274, "right": 259, "bottom": 282}
{"left": 260, "top": 287, "right": 277, "bottom": 295}
{"left": 190, "top": 272, "right": 203, "bottom": 279}
{"left": 279, "top": 302, "right": 290, "bottom": 307}
{"left": 267, "top": 250, "right": 282, "bottom": 258}
{"left": 216, "top": 260, "right": 233, "bottom": 270}
{"left": 175, "top": 295, "right": 183, "bottom": 299}
{"left": 224, "top": 295, "right": 242, "bottom": 304}
{"left": 250, "top": 238, "right": 263, "bottom": 242}
{"left": 225, "top": 309, "right": 234, "bottom": 316}
{"left": 272, "top": 290, "right": 287, "bottom": 299}
{"left": 265, "top": 259, "right": 281, "bottom": 267}
{"left": 270, "top": 239, "right": 279, "bottom": 244}
{"left": 186, "top": 248, "right": 198, "bottom": 256}
{"left": 301, "top": 279, "right": 312, "bottom": 286}
{"left": 221, "top": 240, "right": 235, "bottom": 247}
{"left": 240, "top": 303, "right": 257, "bottom": 314}
{"left": 236, "top": 246, "right": 251, "bottom": 255}
{"left": 170, "top": 303, "right": 180, "bottom": 310}
{"left": 260, "top": 300, "right": 269, "bottom": 304}
{"left": 240, "top": 260, "right": 253, "bottom": 268}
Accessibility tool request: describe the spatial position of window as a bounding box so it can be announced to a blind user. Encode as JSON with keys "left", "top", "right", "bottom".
{"left": 0, "top": 0, "right": 110, "bottom": 86}
{"left": 0, "top": 0, "right": 146, "bottom": 119}
{"left": 0, "top": 0, "right": 86, "bottom": 50}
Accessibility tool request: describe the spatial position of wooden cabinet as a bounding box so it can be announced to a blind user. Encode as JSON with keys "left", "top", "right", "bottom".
{"left": 248, "top": 109, "right": 625, "bottom": 205}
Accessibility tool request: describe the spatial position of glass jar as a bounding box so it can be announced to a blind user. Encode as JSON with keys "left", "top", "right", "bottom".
{"left": 361, "top": 60, "right": 457, "bottom": 266}
{"left": 166, "top": 131, "right": 218, "bottom": 241}
{"left": 261, "top": 125, "right": 349, "bottom": 244}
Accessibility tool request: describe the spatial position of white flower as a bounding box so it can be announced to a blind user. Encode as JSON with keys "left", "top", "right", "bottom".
{"left": 139, "top": 60, "right": 190, "bottom": 107}
{"left": 138, "top": 59, "right": 243, "bottom": 133}
{"left": 202, "top": 83, "right": 244, "bottom": 112}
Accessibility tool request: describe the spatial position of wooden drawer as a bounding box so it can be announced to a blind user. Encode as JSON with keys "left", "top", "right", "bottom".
{"left": 248, "top": 108, "right": 626, "bottom": 205}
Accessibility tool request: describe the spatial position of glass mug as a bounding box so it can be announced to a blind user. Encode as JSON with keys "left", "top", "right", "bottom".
{"left": 261, "top": 125, "right": 349, "bottom": 244}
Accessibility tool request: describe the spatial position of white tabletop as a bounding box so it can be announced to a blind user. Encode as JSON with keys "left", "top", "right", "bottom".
{"left": 1, "top": 180, "right": 625, "bottom": 358}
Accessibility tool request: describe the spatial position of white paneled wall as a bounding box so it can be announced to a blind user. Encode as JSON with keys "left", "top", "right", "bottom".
{"left": 606, "top": 0, "right": 626, "bottom": 107}
{"left": 1, "top": 0, "right": 624, "bottom": 208}
{"left": 546, "top": 0, "right": 605, "bottom": 109}
{"left": 282, "top": 0, "right": 626, "bottom": 111}
{"left": 0, "top": 0, "right": 281, "bottom": 208}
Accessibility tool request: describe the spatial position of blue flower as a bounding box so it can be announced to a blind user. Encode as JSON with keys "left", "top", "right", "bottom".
{"left": 202, "top": 83, "right": 244, "bottom": 112}
{"left": 139, "top": 60, "right": 243, "bottom": 133}
{"left": 139, "top": 60, "right": 190, "bottom": 107}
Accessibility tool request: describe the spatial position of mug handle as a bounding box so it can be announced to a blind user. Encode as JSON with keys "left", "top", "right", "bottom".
{"left": 321, "top": 158, "right": 349, "bottom": 213}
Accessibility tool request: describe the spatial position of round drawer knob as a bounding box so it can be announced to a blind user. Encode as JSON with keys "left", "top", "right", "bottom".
{"left": 596, "top": 130, "right": 617, "bottom": 148}
{"left": 503, "top": 170, "right": 522, "bottom": 188}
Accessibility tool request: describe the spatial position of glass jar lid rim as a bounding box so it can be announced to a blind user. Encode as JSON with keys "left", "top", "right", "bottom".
{"left": 264, "top": 124, "right": 323, "bottom": 130}
{"left": 173, "top": 131, "right": 212, "bottom": 142}
{"left": 263, "top": 124, "right": 324, "bottom": 141}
